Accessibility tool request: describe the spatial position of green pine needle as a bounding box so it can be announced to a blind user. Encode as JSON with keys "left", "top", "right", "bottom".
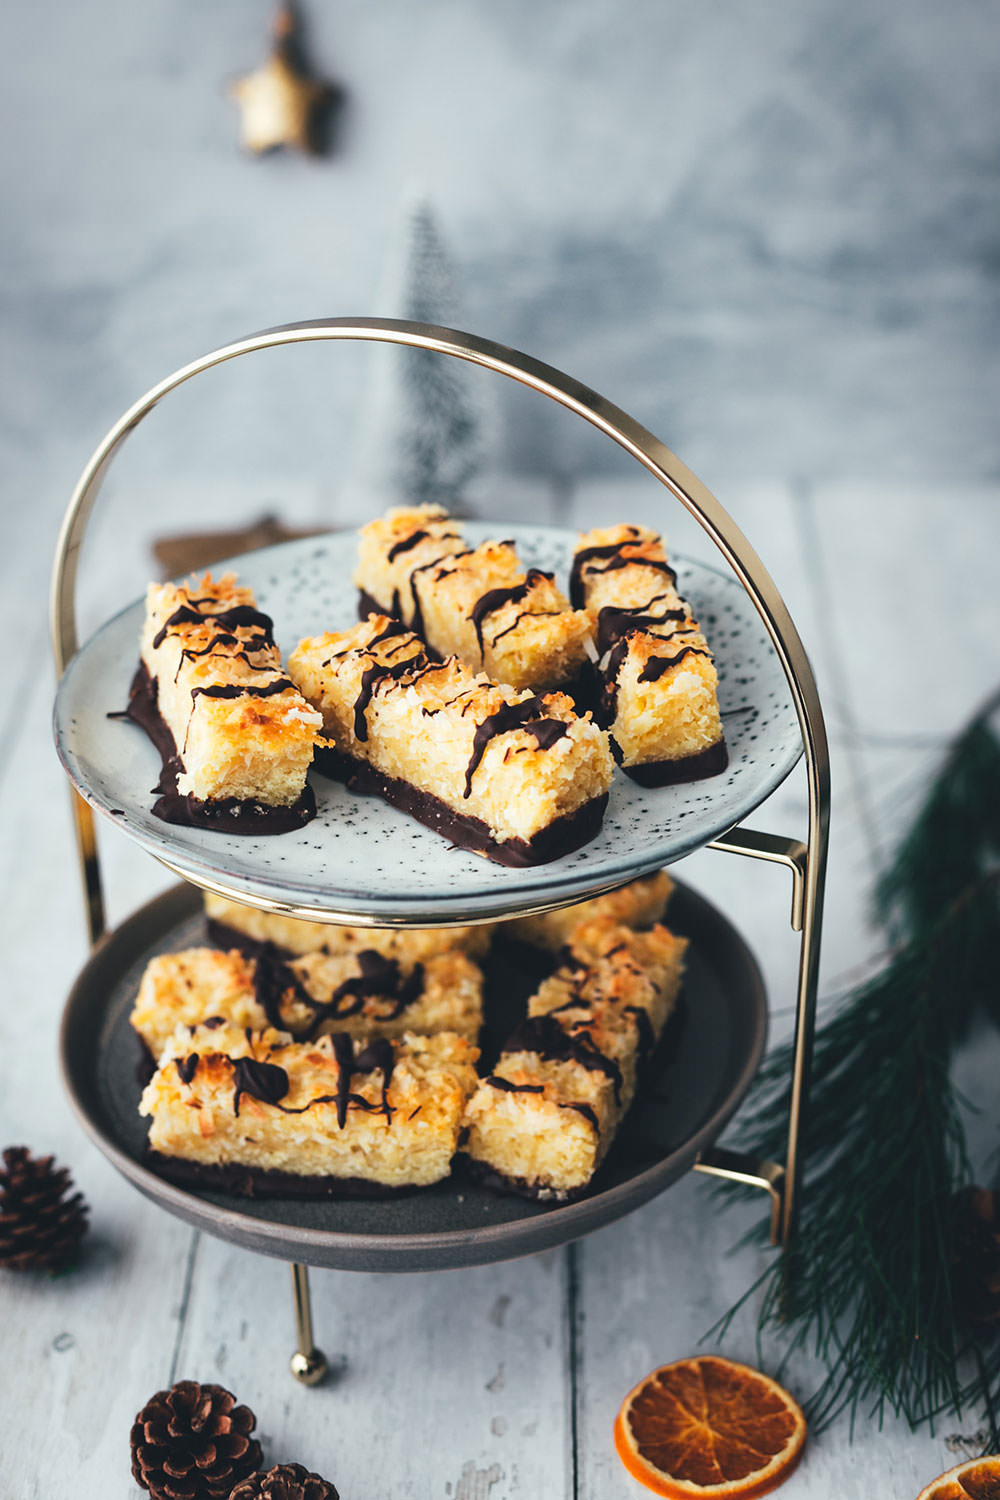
{"left": 716, "top": 694, "right": 1000, "bottom": 1445}
{"left": 877, "top": 689, "right": 1000, "bottom": 949}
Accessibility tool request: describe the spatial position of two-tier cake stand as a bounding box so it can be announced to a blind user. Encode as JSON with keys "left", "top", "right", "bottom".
{"left": 51, "top": 319, "right": 829, "bottom": 1384}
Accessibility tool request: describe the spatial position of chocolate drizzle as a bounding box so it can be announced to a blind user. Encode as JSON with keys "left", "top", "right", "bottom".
{"left": 331, "top": 950, "right": 401, "bottom": 1014}
{"left": 252, "top": 946, "right": 298, "bottom": 1031}
{"left": 253, "top": 947, "right": 425, "bottom": 1037}
{"left": 174, "top": 1055, "right": 199, "bottom": 1085}
{"left": 638, "top": 648, "right": 711, "bottom": 683}
{"left": 365, "top": 618, "right": 411, "bottom": 650}
{"left": 203, "top": 1033, "right": 399, "bottom": 1130}
{"left": 233, "top": 1056, "right": 290, "bottom": 1116}
{"left": 594, "top": 601, "right": 689, "bottom": 655}
{"left": 597, "top": 638, "right": 709, "bottom": 725}
{"left": 569, "top": 538, "right": 676, "bottom": 607}
{"left": 387, "top": 528, "right": 429, "bottom": 561}
{"left": 330, "top": 954, "right": 425, "bottom": 1020}
{"left": 505, "top": 1014, "right": 623, "bottom": 1103}
{"left": 464, "top": 697, "right": 568, "bottom": 798}
{"left": 386, "top": 526, "right": 460, "bottom": 562}
{"left": 190, "top": 679, "right": 295, "bottom": 702}
{"left": 407, "top": 548, "right": 473, "bottom": 637}
{"left": 491, "top": 608, "right": 561, "bottom": 647}
{"left": 469, "top": 570, "right": 553, "bottom": 660}
{"left": 486, "top": 1077, "right": 545, "bottom": 1095}
{"left": 175, "top": 632, "right": 274, "bottom": 682}
{"left": 354, "top": 1036, "right": 396, "bottom": 1077}
{"left": 597, "top": 639, "right": 631, "bottom": 724}
{"left": 152, "top": 602, "right": 275, "bottom": 651}
{"left": 483, "top": 1078, "right": 598, "bottom": 1131}
{"left": 561, "top": 1101, "right": 600, "bottom": 1132}
{"left": 353, "top": 653, "right": 429, "bottom": 741}
{"left": 328, "top": 1032, "right": 395, "bottom": 1128}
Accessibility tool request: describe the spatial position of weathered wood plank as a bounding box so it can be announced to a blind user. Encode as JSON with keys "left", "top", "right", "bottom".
{"left": 173, "top": 1238, "right": 572, "bottom": 1499}
{"left": 0, "top": 661, "right": 195, "bottom": 1500}
{"left": 808, "top": 482, "right": 999, "bottom": 742}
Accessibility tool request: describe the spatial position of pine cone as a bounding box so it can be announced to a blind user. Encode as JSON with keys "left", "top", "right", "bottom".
{"left": 130, "top": 1380, "right": 262, "bottom": 1500}
{"left": 0, "top": 1146, "right": 89, "bottom": 1272}
{"left": 229, "top": 1462, "right": 340, "bottom": 1500}
{"left": 952, "top": 1186, "right": 1000, "bottom": 1329}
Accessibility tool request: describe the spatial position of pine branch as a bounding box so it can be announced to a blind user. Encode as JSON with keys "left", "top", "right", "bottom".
{"left": 715, "top": 698, "right": 1000, "bottom": 1444}
{"left": 876, "top": 691, "right": 1000, "bottom": 949}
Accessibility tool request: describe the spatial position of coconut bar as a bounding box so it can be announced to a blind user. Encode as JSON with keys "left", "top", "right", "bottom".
{"left": 203, "top": 892, "right": 493, "bottom": 963}
{"left": 125, "top": 572, "right": 322, "bottom": 830}
{"left": 502, "top": 870, "right": 674, "bottom": 951}
{"left": 130, "top": 943, "right": 484, "bottom": 1061}
{"left": 130, "top": 948, "right": 269, "bottom": 1064}
{"left": 140, "top": 1022, "right": 480, "bottom": 1195}
{"left": 570, "top": 525, "right": 727, "bottom": 785}
{"left": 462, "top": 918, "right": 687, "bottom": 1200}
{"left": 288, "top": 615, "right": 613, "bottom": 866}
{"left": 355, "top": 504, "right": 593, "bottom": 691}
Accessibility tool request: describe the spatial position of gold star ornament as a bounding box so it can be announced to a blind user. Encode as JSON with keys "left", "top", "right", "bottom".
{"left": 232, "top": 3, "right": 338, "bottom": 156}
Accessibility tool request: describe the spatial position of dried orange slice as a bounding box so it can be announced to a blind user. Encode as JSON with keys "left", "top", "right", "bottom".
{"left": 914, "top": 1456, "right": 1000, "bottom": 1500}
{"left": 613, "top": 1355, "right": 806, "bottom": 1498}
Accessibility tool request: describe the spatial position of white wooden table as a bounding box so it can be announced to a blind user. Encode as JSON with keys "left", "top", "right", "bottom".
{"left": 2, "top": 477, "right": 997, "bottom": 1498}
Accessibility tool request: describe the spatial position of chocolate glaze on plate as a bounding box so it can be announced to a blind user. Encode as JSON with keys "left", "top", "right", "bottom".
{"left": 123, "top": 660, "right": 315, "bottom": 834}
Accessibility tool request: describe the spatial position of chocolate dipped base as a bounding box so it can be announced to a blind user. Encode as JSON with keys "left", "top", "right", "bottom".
{"left": 460, "top": 1153, "right": 591, "bottom": 1204}
{"left": 314, "top": 744, "right": 607, "bottom": 867}
{"left": 573, "top": 661, "right": 729, "bottom": 787}
{"left": 616, "top": 738, "right": 729, "bottom": 788}
{"left": 121, "top": 661, "right": 315, "bottom": 834}
{"left": 145, "top": 1150, "right": 421, "bottom": 1200}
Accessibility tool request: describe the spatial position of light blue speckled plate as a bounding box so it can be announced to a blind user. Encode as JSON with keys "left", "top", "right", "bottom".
{"left": 53, "top": 525, "right": 801, "bottom": 925}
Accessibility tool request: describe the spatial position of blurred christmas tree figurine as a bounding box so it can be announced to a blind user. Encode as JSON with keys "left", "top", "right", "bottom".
{"left": 393, "top": 201, "right": 482, "bottom": 511}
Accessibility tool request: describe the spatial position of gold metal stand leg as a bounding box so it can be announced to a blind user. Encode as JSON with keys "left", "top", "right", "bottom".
{"left": 694, "top": 1147, "right": 785, "bottom": 1246}
{"left": 289, "top": 1262, "right": 328, "bottom": 1386}
{"left": 695, "top": 823, "right": 827, "bottom": 1249}
{"left": 71, "top": 790, "right": 106, "bottom": 947}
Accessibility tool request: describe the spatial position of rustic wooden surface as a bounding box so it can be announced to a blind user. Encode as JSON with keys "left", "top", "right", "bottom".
{"left": 2, "top": 475, "right": 998, "bottom": 1497}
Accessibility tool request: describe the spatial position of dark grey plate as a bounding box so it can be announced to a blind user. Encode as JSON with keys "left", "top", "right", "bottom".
{"left": 61, "top": 882, "right": 766, "bottom": 1271}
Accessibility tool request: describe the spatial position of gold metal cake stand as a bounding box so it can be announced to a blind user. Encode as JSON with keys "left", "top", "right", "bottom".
{"left": 50, "top": 319, "right": 829, "bottom": 1385}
